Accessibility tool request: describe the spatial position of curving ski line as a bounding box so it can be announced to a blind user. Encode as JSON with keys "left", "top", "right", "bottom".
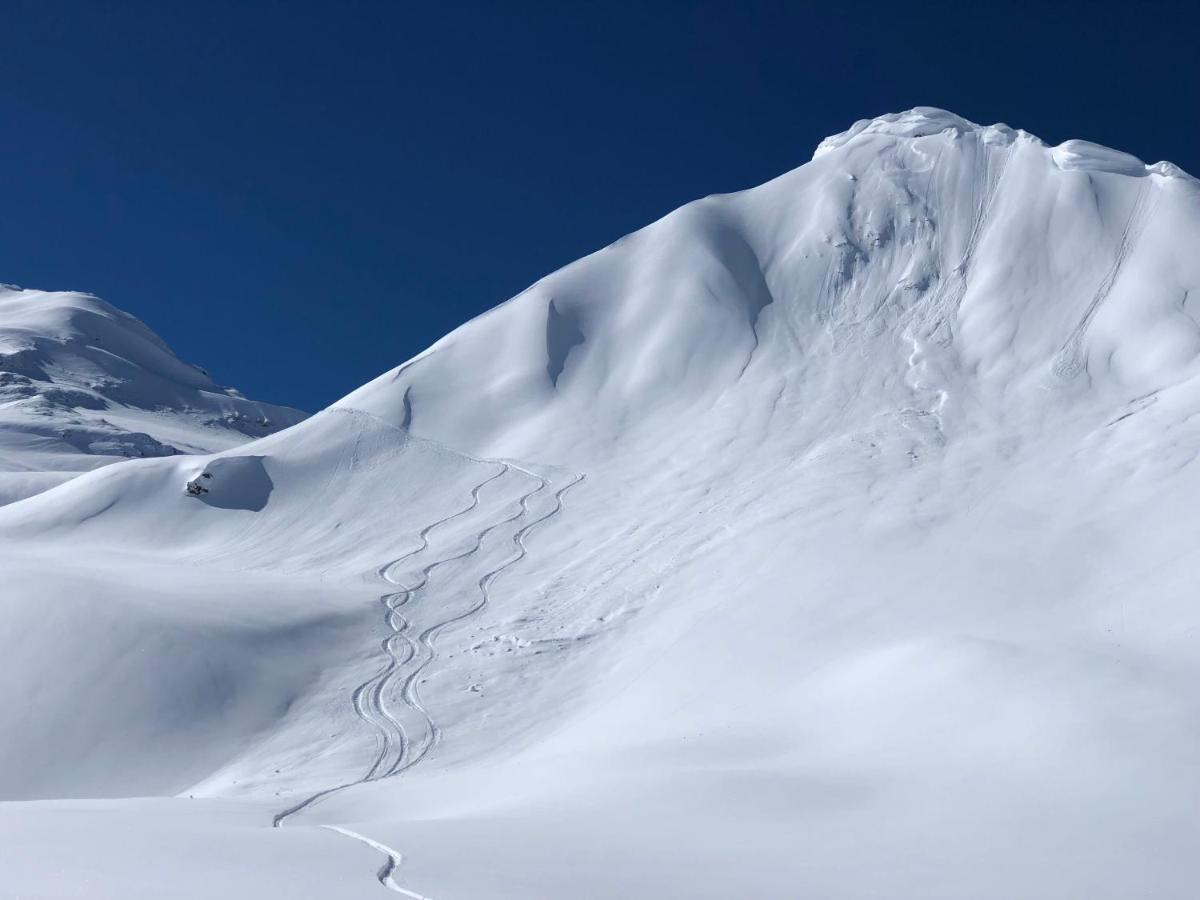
{"left": 379, "top": 466, "right": 508, "bottom": 583}
{"left": 273, "top": 465, "right": 508, "bottom": 827}
{"left": 359, "top": 469, "right": 505, "bottom": 781}
{"left": 274, "top": 461, "right": 583, "bottom": 899}
{"left": 378, "top": 466, "right": 552, "bottom": 776}
{"left": 392, "top": 470, "right": 585, "bottom": 775}
{"left": 356, "top": 609, "right": 416, "bottom": 781}
{"left": 349, "top": 485, "right": 529, "bottom": 789}
{"left": 322, "top": 825, "right": 431, "bottom": 899}
{"left": 366, "top": 480, "right": 536, "bottom": 776}
{"left": 359, "top": 465, "right": 509, "bottom": 780}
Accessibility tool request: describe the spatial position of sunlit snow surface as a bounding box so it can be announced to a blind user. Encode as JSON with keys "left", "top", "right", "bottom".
{"left": 4, "top": 108, "right": 1200, "bottom": 898}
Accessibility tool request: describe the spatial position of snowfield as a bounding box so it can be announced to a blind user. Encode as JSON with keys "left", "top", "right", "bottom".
{"left": 3, "top": 108, "right": 1200, "bottom": 898}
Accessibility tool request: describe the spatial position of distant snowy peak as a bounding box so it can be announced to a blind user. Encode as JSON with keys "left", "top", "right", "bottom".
{"left": 3, "top": 287, "right": 213, "bottom": 395}
{"left": 0, "top": 286, "right": 306, "bottom": 504}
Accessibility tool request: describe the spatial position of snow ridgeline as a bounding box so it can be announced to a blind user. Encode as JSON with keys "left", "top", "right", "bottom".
{"left": 339, "top": 106, "right": 1200, "bottom": 470}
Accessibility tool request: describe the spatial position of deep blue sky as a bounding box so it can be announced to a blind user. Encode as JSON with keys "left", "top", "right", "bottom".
{"left": 2, "top": 1, "right": 1197, "bottom": 411}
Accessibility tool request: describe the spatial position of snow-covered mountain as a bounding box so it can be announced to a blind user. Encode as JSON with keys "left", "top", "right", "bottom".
{"left": 3, "top": 109, "right": 1200, "bottom": 899}
{"left": 0, "top": 286, "right": 306, "bottom": 504}
{"left": 342, "top": 108, "right": 1200, "bottom": 466}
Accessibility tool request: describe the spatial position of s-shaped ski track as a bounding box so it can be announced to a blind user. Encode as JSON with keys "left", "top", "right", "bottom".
{"left": 273, "top": 462, "right": 583, "bottom": 897}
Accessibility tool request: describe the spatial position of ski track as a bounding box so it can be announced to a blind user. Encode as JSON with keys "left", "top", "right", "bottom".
{"left": 929, "top": 138, "right": 1011, "bottom": 338}
{"left": 271, "top": 465, "right": 511, "bottom": 828}
{"left": 273, "top": 458, "right": 584, "bottom": 897}
{"left": 900, "top": 140, "right": 1011, "bottom": 437}
{"left": 376, "top": 467, "right": 547, "bottom": 777}
{"left": 1053, "top": 181, "right": 1155, "bottom": 379}
{"left": 322, "top": 825, "right": 431, "bottom": 899}
{"left": 361, "top": 466, "right": 508, "bottom": 780}
{"left": 392, "top": 469, "right": 585, "bottom": 775}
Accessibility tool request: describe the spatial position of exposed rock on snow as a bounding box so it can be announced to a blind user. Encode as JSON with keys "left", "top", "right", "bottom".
{"left": 185, "top": 471, "right": 212, "bottom": 496}
{"left": 184, "top": 456, "right": 273, "bottom": 511}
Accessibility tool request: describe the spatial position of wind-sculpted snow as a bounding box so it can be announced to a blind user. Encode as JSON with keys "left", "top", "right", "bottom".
{"left": 813, "top": 106, "right": 995, "bottom": 157}
{"left": 5, "top": 109, "right": 1200, "bottom": 898}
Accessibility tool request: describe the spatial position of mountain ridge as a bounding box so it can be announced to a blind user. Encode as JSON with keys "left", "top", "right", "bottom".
{"left": 337, "top": 106, "right": 1200, "bottom": 470}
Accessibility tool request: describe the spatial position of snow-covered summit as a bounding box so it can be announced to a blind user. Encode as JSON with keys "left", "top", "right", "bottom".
{"left": 0, "top": 285, "right": 306, "bottom": 504}
{"left": 813, "top": 106, "right": 1017, "bottom": 157}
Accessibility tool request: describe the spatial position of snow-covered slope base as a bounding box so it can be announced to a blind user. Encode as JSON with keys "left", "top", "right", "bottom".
{"left": 4, "top": 109, "right": 1200, "bottom": 899}
{"left": 0, "top": 286, "right": 306, "bottom": 505}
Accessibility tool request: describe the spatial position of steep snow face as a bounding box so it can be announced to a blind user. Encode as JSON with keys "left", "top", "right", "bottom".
{"left": 6, "top": 110, "right": 1200, "bottom": 899}
{"left": 0, "top": 287, "right": 306, "bottom": 504}
{"left": 340, "top": 107, "right": 1200, "bottom": 469}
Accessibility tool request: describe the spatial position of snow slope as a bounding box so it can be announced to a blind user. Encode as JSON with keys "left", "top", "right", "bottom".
{"left": 341, "top": 108, "right": 1200, "bottom": 466}
{"left": 0, "top": 286, "right": 306, "bottom": 505}
{"left": 4, "top": 108, "right": 1200, "bottom": 899}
